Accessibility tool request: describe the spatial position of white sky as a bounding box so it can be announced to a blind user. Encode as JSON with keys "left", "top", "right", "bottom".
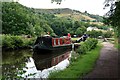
{"left": 18, "top": 0, "right": 110, "bottom": 16}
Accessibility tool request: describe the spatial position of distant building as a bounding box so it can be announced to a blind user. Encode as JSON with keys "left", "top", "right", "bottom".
{"left": 108, "top": 28, "right": 114, "bottom": 31}
{"left": 87, "top": 26, "right": 99, "bottom": 31}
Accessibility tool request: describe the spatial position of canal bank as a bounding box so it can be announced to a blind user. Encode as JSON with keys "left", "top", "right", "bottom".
{"left": 48, "top": 44, "right": 102, "bottom": 79}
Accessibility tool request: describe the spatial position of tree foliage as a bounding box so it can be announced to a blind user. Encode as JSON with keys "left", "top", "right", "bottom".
{"left": 2, "top": 2, "right": 102, "bottom": 37}
{"left": 86, "top": 30, "right": 103, "bottom": 38}
{"left": 2, "top": 2, "right": 56, "bottom": 36}
{"left": 76, "top": 26, "right": 86, "bottom": 36}
{"left": 104, "top": 1, "right": 120, "bottom": 37}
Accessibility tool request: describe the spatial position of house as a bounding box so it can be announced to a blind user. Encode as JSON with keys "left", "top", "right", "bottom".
{"left": 87, "top": 26, "right": 99, "bottom": 31}
{"left": 108, "top": 28, "right": 113, "bottom": 31}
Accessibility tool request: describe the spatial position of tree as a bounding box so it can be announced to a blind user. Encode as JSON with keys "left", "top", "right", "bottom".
{"left": 104, "top": 0, "right": 120, "bottom": 38}
{"left": 86, "top": 30, "right": 103, "bottom": 38}
{"left": 2, "top": 2, "right": 57, "bottom": 36}
{"left": 42, "top": 23, "right": 54, "bottom": 34}
{"left": 2, "top": 2, "right": 34, "bottom": 35}
{"left": 34, "top": 24, "right": 44, "bottom": 36}
{"left": 75, "top": 26, "right": 86, "bottom": 36}
{"left": 51, "top": 0, "right": 62, "bottom": 4}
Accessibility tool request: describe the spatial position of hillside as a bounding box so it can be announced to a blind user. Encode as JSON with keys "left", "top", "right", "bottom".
{"left": 3, "top": 2, "right": 104, "bottom": 37}
{"left": 35, "top": 8, "right": 73, "bottom": 14}
{"left": 35, "top": 8, "right": 103, "bottom": 24}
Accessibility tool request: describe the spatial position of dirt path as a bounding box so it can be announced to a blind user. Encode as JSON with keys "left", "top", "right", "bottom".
{"left": 84, "top": 42, "right": 118, "bottom": 78}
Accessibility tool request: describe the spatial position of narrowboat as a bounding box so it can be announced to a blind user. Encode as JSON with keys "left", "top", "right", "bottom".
{"left": 33, "top": 35, "right": 72, "bottom": 52}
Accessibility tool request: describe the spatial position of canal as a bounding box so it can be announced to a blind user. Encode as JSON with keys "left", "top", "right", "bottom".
{"left": 2, "top": 49, "right": 72, "bottom": 79}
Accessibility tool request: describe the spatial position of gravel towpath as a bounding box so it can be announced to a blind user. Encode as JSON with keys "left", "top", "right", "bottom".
{"left": 84, "top": 42, "right": 118, "bottom": 79}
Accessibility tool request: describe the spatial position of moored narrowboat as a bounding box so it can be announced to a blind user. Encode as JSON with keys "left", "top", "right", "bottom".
{"left": 33, "top": 35, "right": 72, "bottom": 52}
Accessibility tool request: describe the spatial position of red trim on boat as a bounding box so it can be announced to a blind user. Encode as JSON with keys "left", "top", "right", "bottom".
{"left": 52, "top": 37, "right": 71, "bottom": 47}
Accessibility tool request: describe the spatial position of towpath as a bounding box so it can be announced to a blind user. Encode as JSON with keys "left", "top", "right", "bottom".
{"left": 83, "top": 42, "right": 119, "bottom": 79}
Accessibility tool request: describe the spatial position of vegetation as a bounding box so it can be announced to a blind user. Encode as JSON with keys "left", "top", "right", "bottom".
{"left": 2, "top": 34, "right": 35, "bottom": 50}
{"left": 103, "top": 1, "right": 120, "bottom": 50}
{"left": 1, "top": 2, "right": 111, "bottom": 50}
{"left": 2, "top": 2, "right": 92, "bottom": 50}
{"left": 83, "top": 12, "right": 103, "bottom": 22}
{"left": 102, "top": 31, "right": 113, "bottom": 38}
{"left": 104, "top": 1, "right": 120, "bottom": 39}
{"left": 2, "top": 2, "right": 55, "bottom": 36}
{"left": 86, "top": 30, "right": 113, "bottom": 38}
{"left": 48, "top": 44, "right": 102, "bottom": 79}
{"left": 35, "top": 8, "right": 103, "bottom": 23}
{"left": 2, "top": 2, "right": 105, "bottom": 37}
{"left": 76, "top": 38, "right": 98, "bottom": 54}
{"left": 114, "top": 39, "right": 120, "bottom": 49}
{"left": 86, "top": 30, "right": 103, "bottom": 38}
{"left": 1, "top": 2, "right": 81, "bottom": 37}
{"left": 1, "top": 2, "right": 105, "bottom": 51}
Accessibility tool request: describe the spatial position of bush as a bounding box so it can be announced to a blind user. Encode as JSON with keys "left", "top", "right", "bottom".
{"left": 11, "top": 36, "right": 24, "bottom": 48}
{"left": 2, "top": 34, "right": 35, "bottom": 49}
{"left": 76, "top": 38, "right": 98, "bottom": 54}
{"left": 86, "top": 30, "right": 103, "bottom": 38}
{"left": 23, "top": 38, "right": 35, "bottom": 47}
{"left": 102, "top": 31, "right": 113, "bottom": 38}
{"left": 2, "top": 34, "right": 15, "bottom": 49}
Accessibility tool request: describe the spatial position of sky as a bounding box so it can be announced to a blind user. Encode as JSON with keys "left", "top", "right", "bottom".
{"left": 18, "top": 0, "right": 110, "bottom": 16}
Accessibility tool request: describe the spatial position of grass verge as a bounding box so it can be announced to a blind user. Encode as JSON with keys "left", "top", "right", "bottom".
{"left": 48, "top": 44, "right": 102, "bottom": 79}
{"left": 114, "top": 38, "right": 120, "bottom": 49}
{"left": 115, "top": 42, "right": 120, "bottom": 49}
{"left": 71, "top": 38, "right": 79, "bottom": 41}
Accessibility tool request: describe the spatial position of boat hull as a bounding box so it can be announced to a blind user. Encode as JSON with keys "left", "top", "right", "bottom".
{"left": 33, "top": 44, "right": 72, "bottom": 52}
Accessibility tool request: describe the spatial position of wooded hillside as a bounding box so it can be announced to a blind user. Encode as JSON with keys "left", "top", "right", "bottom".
{"left": 2, "top": 2, "right": 104, "bottom": 37}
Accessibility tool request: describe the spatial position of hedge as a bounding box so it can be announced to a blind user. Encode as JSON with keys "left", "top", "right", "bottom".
{"left": 76, "top": 38, "right": 98, "bottom": 54}
{"left": 2, "top": 34, "right": 35, "bottom": 50}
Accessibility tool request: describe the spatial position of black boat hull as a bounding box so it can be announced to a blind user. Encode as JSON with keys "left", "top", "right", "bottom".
{"left": 33, "top": 44, "right": 72, "bottom": 52}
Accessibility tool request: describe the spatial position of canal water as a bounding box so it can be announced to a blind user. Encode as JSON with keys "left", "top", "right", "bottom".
{"left": 2, "top": 49, "right": 72, "bottom": 79}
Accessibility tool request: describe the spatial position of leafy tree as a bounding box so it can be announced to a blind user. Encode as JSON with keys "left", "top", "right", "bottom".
{"left": 2, "top": 2, "right": 56, "bottom": 36}
{"left": 2, "top": 1, "right": 95, "bottom": 37}
{"left": 75, "top": 26, "right": 86, "bottom": 36}
{"left": 104, "top": 1, "right": 120, "bottom": 38}
{"left": 34, "top": 24, "right": 44, "bottom": 36}
{"left": 2, "top": 2, "right": 34, "bottom": 35}
{"left": 102, "top": 31, "right": 113, "bottom": 38}
{"left": 42, "top": 23, "right": 54, "bottom": 34}
{"left": 51, "top": 0, "right": 62, "bottom": 4}
{"left": 86, "top": 30, "right": 103, "bottom": 38}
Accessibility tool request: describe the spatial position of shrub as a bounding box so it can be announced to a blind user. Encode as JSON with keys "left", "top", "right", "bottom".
{"left": 2, "top": 35, "right": 14, "bottom": 49}
{"left": 102, "top": 31, "right": 113, "bottom": 38}
{"left": 86, "top": 30, "right": 103, "bottom": 38}
{"left": 76, "top": 38, "right": 98, "bottom": 54}
{"left": 11, "top": 36, "right": 24, "bottom": 48}
{"left": 23, "top": 38, "right": 36, "bottom": 47}
{"left": 77, "top": 43, "right": 88, "bottom": 54}
{"left": 2, "top": 34, "right": 35, "bottom": 49}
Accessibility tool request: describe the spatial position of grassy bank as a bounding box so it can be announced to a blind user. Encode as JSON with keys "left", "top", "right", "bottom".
{"left": 114, "top": 38, "right": 120, "bottom": 49}
{"left": 48, "top": 44, "right": 102, "bottom": 79}
{"left": 71, "top": 38, "right": 79, "bottom": 41}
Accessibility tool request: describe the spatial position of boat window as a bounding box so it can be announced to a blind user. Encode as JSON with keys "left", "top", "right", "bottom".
{"left": 54, "top": 39, "right": 56, "bottom": 45}
{"left": 58, "top": 39, "right": 60, "bottom": 45}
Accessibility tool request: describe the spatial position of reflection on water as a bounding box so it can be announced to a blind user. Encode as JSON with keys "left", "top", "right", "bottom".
{"left": 2, "top": 49, "right": 32, "bottom": 79}
{"left": 2, "top": 49, "right": 71, "bottom": 79}
{"left": 33, "top": 49, "right": 71, "bottom": 70}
